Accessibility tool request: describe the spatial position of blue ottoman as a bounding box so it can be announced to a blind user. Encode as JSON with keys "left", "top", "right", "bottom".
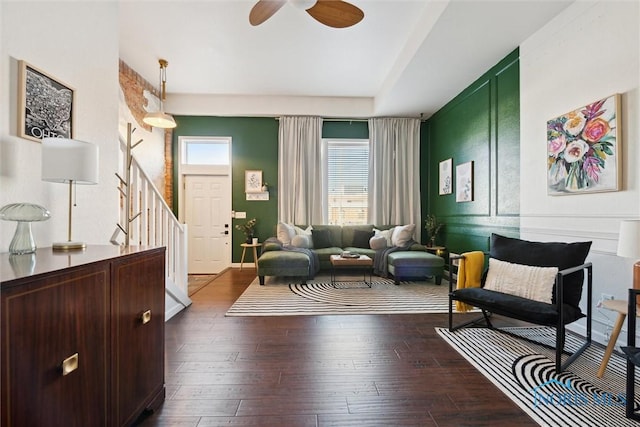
{"left": 387, "top": 251, "right": 444, "bottom": 285}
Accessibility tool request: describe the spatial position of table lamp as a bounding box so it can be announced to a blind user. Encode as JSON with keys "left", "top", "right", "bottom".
{"left": 617, "top": 220, "right": 640, "bottom": 305}
{"left": 41, "top": 138, "right": 99, "bottom": 250}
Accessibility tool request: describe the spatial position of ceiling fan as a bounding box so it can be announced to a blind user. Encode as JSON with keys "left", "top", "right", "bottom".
{"left": 249, "top": 0, "right": 364, "bottom": 29}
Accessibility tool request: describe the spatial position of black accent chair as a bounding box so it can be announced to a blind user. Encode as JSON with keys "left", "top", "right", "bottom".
{"left": 448, "top": 234, "right": 593, "bottom": 372}
{"left": 622, "top": 288, "right": 640, "bottom": 421}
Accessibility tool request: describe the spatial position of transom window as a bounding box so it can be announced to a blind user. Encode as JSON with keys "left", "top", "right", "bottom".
{"left": 323, "top": 139, "right": 369, "bottom": 225}
{"left": 182, "top": 138, "right": 230, "bottom": 165}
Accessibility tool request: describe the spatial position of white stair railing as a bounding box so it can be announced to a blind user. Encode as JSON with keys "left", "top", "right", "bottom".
{"left": 115, "top": 125, "right": 191, "bottom": 319}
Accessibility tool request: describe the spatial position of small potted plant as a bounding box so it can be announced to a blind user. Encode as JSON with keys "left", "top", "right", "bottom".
{"left": 424, "top": 215, "right": 443, "bottom": 248}
{"left": 235, "top": 218, "right": 257, "bottom": 243}
{"left": 261, "top": 182, "right": 269, "bottom": 192}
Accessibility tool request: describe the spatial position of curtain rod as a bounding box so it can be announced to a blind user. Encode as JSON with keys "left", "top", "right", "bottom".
{"left": 274, "top": 117, "right": 427, "bottom": 122}
{"left": 274, "top": 117, "right": 368, "bottom": 123}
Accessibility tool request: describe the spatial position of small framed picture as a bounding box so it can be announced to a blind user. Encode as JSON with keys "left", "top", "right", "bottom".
{"left": 245, "top": 170, "right": 263, "bottom": 193}
{"left": 439, "top": 158, "right": 452, "bottom": 195}
{"left": 456, "top": 161, "right": 474, "bottom": 202}
{"left": 18, "top": 60, "right": 74, "bottom": 142}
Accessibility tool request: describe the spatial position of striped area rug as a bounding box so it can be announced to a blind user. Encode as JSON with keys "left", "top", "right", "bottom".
{"left": 437, "top": 326, "right": 640, "bottom": 426}
{"left": 225, "top": 275, "right": 449, "bottom": 316}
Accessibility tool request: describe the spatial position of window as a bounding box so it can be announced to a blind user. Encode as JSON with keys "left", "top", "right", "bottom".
{"left": 182, "top": 138, "right": 230, "bottom": 165}
{"left": 324, "top": 139, "right": 369, "bottom": 225}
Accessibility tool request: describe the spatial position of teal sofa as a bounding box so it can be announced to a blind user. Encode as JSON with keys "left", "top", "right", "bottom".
{"left": 257, "top": 224, "right": 444, "bottom": 285}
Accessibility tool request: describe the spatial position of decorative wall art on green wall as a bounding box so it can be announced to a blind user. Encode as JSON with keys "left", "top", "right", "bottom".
{"left": 423, "top": 48, "right": 520, "bottom": 254}
{"left": 439, "top": 158, "right": 452, "bottom": 195}
{"left": 455, "top": 161, "right": 474, "bottom": 203}
{"left": 547, "top": 93, "right": 620, "bottom": 195}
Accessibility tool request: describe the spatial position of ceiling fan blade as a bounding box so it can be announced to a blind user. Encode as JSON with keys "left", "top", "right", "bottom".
{"left": 249, "top": 0, "right": 287, "bottom": 26}
{"left": 306, "top": 0, "right": 364, "bottom": 28}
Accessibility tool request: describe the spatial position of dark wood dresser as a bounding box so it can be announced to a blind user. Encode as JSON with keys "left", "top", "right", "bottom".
{"left": 0, "top": 245, "right": 166, "bottom": 427}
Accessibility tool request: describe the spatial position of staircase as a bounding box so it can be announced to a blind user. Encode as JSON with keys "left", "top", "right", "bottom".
{"left": 116, "top": 131, "right": 191, "bottom": 320}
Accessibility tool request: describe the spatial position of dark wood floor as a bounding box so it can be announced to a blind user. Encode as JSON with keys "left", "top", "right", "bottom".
{"left": 141, "top": 268, "right": 538, "bottom": 426}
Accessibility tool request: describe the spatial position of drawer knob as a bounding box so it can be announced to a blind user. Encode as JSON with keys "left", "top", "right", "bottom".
{"left": 61, "top": 353, "right": 79, "bottom": 376}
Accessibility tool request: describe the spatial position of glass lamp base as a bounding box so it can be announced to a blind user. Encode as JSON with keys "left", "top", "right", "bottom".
{"left": 9, "top": 222, "right": 36, "bottom": 255}
{"left": 52, "top": 241, "right": 86, "bottom": 251}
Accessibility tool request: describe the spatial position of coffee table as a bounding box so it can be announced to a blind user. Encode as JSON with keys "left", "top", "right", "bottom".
{"left": 329, "top": 254, "right": 373, "bottom": 288}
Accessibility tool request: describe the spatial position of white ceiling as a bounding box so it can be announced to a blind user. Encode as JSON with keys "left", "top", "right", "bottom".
{"left": 119, "top": 0, "right": 573, "bottom": 118}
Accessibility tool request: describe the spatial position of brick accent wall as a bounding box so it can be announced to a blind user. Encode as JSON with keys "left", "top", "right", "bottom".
{"left": 119, "top": 59, "right": 174, "bottom": 202}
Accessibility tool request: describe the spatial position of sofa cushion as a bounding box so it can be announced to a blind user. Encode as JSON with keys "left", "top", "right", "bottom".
{"left": 312, "top": 228, "right": 333, "bottom": 249}
{"left": 484, "top": 258, "right": 558, "bottom": 304}
{"left": 392, "top": 224, "right": 415, "bottom": 247}
{"left": 341, "top": 225, "right": 374, "bottom": 247}
{"left": 489, "top": 234, "right": 591, "bottom": 309}
{"left": 388, "top": 251, "right": 444, "bottom": 267}
{"left": 352, "top": 229, "right": 374, "bottom": 249}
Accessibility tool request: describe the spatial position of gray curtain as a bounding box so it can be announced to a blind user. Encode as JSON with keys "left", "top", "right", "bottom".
{"left": 278, "top": 116, "right": 323, "bottom": 224}
{"left": 367, "top": 118, "right": 422, "bottom": 242}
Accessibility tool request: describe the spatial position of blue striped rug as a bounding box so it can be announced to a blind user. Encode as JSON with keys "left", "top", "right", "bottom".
{"left": 225, "top": 275, "right": 449, "bottom": 316}
{"left": 437, "top": 326, "right": 640, "bottom": 426}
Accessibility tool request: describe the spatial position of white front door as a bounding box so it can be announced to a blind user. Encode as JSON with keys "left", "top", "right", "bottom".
{"left": 185, "top": 175, "right": 231, "bottom": 274}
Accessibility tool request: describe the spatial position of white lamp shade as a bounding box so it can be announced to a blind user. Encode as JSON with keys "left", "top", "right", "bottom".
{"left": 143, "top": 111, "right": 177, "bottom": 129}
{"left": 617, "top": 220, "right": 640, "bottom": 259}
{"left": 41, "top": 138, "right": 99, "bottom": 184}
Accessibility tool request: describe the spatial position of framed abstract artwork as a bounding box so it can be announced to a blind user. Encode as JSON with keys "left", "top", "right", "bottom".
{"left": 456, "top": 161, "right": 474, "bottom": 203}
{"left": 245, "top": 170, "right": 263, "bottom": 193}
{"left": 547, "top": 94, "right": 620, "bottom": 195}
{"left": 439, "top": 158, "right": 452, "bottom": 195}
{"left": 18, "top": 60, "right": 74, "bottom": 142}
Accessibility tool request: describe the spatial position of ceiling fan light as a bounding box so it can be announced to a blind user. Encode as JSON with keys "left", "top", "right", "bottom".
{"left": 143, "top": 111, "right": 177, "bottom": 129}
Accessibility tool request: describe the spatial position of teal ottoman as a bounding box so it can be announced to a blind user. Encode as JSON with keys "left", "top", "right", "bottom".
{"left": 387, "top": 251, "right": 444, "bottom": 285}
{"left": 257, "top": 250, "right": 311, "bottom": 285}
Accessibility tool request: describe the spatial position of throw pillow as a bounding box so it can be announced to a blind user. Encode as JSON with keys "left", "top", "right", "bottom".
{"left": 352, "top": 230, "right": 374, "bottom": 248}
{"left": 484, "top": 258, "right": 558, "bottom": 304}
{"left": 374, "top": 227, "right": 395, "bottom": 247}
{"left": 369, "top": 235, "right": 387, "bottom": 250}
{"left": 294, "top": 225, "right": 312, "bottom": 236}
{"left": 276, "top": 222, "right": 296, "bottom": 246}
{"left": 391, "top": 224, "right": 415, "bottom": 247}
{"left": 312, "top": 228, "right": 333, "bottom": 249}
{"left": 291, "top": 234, "right": 313, "bottom": 249}
{"left": 489, "top": 233, "right": 592, "bottom": 309}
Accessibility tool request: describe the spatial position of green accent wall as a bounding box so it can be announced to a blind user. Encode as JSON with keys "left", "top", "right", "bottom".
{"left": 172, "top": 116, "right": 279, "bottom": 262}
{"left": 322, "top": 120, "right": 368, "bottom": 139}
{"left": 171, "top": 117, "right": 369, "bottom": 262}
{"left": 422, "top": 48, "right": 520, "bottom": 255}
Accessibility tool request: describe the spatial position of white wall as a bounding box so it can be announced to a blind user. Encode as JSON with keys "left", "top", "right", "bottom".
{"left": 0, "top": 2, "right": 120, "bottom": 251}
{"left": 520, "top": 1, "right": 640, "bottom": 344}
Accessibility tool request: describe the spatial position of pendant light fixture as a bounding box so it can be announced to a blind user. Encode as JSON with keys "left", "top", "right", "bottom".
{"left": 143, "top": 59, "right": 177, "bottom": 129}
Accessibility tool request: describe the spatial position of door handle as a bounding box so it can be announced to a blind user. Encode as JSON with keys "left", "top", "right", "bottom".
{"left": 222, "top": 231, "right": 229, "bottom": 235}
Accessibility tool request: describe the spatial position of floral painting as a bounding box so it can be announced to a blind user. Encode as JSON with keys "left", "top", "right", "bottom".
{"left": 245, "top": 170, "right": 262, "bottom": 193}
{"left": 439, "top": 158, "right": 452, "bottom": 195}
{"left": 456, "top": 161, "right": 474, "bottom": 202}
{"left": 547, "top": 94, "right": 620, "bottom": 195}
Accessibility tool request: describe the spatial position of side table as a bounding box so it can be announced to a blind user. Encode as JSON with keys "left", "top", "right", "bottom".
{"left": 240, "top": 243, "right": 260, "bottom": 270}
{"left": 425, "top": 245, "right": 447, "bottom": 257}
{"left": 597, "top": 298, "right": 640, "bottom": 378}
